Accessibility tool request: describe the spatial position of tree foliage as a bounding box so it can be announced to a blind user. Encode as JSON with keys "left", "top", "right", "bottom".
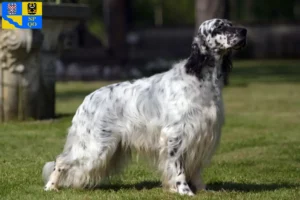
{"left": 231, "top": 0, "right": 298, "bottom": 22}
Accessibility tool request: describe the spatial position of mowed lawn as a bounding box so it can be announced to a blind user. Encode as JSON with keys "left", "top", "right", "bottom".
{"left": 1, "top": 60, "right": 300, "bottom": 200}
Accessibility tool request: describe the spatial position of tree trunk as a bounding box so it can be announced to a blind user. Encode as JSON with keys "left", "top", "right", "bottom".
{"left": 244, "top": 0, "right": 254, "bottom": 22}
{"left": 195, "top": 0, "right": 230, "bottom": 30}
{"left": 154, "top": 0, "right": 163, "bottom": 26}
{"left": 229, "top": 0, "right": 238, "bottom": 20}
{"left": 103, "top": 0, "right": 129, "bottom": 64}
{"left": 195, "top": 0, "right": 231, "bottom": 85}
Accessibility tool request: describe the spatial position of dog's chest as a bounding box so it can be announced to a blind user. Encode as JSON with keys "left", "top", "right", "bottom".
{"left": 202, "top": 102, "right": 218, "bottom": 124}
{"left": 191, "top": 91, "right": 223, "bottom": 134}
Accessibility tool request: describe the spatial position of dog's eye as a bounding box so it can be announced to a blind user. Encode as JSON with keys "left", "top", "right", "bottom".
{"left": 216, "top": 24, "right": 223, "bottom": 30}
{"left": 212, "top": 25, "right": 222, "bottom": 36}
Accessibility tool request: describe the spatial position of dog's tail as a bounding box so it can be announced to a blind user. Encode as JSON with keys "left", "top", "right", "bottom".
{"left": 42, "top": 161, "right": 55, "bottom": 184}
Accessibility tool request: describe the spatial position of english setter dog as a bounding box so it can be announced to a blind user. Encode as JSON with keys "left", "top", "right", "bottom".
{"left": 43, "top": 18, "right": 247, "bottom": 196}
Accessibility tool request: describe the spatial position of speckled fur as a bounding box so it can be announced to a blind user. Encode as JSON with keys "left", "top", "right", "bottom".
{"left": 43, "top": 19, "right": 247, "bottom": 196}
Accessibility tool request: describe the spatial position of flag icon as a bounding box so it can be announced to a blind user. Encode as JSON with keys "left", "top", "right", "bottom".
{"left": 2, "top": 2, "right": 43, "bottom": 29}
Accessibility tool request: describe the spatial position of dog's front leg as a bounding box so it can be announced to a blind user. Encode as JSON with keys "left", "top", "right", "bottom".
{"left": 166, "top": 137, "right": 194, "bottom": 196}
{"left": 189, "top": 169, "right": 206, "bottom": 193}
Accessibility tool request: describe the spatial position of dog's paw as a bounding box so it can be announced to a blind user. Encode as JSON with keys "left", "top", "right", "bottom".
{"left": 44, "top": 182, "right": 58, "bottom": 192}
{"left": 192, "top": 182, "right": 206, "bottom": 192}
{"left": 169, "top": 185, "right": 177, "bottom": 193}
{"left": 196, "top": 183, "right": 206, "bottom": 191}
{"left": 176, "top": 181, "right": 195, "bottom": 196}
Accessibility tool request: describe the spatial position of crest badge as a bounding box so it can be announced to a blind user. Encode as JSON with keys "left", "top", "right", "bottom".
{"left": 7, "top": 3, "right": 17, "bottom": 15}
{"left": 27, "top": 3, "right": 37, "bottom": 15}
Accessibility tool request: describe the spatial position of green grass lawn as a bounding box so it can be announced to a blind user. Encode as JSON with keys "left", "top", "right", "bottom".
{"left": 1, "top": 60, "right": 300, "bottom": 200}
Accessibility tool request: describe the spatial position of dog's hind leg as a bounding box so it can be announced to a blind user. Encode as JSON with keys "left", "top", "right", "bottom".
{"left": 43, "top": 151, "right": 75, "bottom": 191}
{"left": 160, "top": 136, "right": 194, "bottom": 196}
{"left": 44, "top": 132, "right": 125, "bottom": 191}
{"left": 42, "top": 161, "right": 55, "bottom": 184}
{"left": 44, "top": 154, "right": 72, "bottom": 191}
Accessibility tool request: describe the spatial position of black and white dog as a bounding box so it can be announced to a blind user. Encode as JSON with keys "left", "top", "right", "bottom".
{"left": 43, "top": 19, "right": 247, "bottom": 196}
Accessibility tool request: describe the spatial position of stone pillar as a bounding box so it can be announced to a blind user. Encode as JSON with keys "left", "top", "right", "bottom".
{"left": 0, "top": 20, "right": 78, "bottom": 122}
{"left": 0, "top": 28, "right": 43, "bottom": 121}
{"left": 0, "top": 3, "right": 90, "bottom": 122}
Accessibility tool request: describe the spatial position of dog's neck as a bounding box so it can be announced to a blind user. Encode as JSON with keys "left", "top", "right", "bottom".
{"left": 184, "top": 45, "right": 224, "bottom": 85}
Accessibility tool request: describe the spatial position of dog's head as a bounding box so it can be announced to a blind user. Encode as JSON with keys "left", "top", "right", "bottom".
{"left": 195, "top": 18, "right": 247, "bottom": 53}
{"left": 186, "top": 19, "right": 247, "bottom": 84}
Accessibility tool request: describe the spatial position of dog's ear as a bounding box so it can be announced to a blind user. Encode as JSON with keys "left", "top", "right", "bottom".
{"left": 222, "top": 51, "right": 232, "bottom": 86}
{"left": 185, "top": 38, "right": 207, "bottom": 77}
{"left": 191, "top": 41, "right": 201, "bottom": 58}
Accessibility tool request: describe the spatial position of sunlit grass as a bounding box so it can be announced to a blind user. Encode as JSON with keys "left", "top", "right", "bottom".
{"left": 0, "top": 60, "right": 300, "bottom": 200}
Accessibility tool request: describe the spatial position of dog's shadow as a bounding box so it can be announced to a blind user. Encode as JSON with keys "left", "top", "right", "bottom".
{"left": 94, "top": 181, "right": 299, "bottom": 193}
{"left": 207, "top": 181, "right": 299, "bottom": 192}
{"left": 94, "top": 181, "right": 161, "bottom": 191}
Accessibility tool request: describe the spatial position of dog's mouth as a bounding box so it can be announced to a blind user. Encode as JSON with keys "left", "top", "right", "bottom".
{"left": 233, "top": 38, "right": 246, "bottom": 50}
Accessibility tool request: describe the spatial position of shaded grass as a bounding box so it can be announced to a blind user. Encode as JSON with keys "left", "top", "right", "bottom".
{"left": 1, "top": 60, "right": 300, "bottom": 200}
{"left": 231, "top": 60, "right": 300, "bottom": 87}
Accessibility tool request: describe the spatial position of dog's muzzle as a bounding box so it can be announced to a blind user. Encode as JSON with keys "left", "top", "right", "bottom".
{"left": 233, "top": 28, "right": 247, "bottom": 50}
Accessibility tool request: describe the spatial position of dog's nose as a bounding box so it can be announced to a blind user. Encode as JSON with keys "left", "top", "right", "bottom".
{"left": 239, "top": 28, "right": 247, "bottom": 36}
